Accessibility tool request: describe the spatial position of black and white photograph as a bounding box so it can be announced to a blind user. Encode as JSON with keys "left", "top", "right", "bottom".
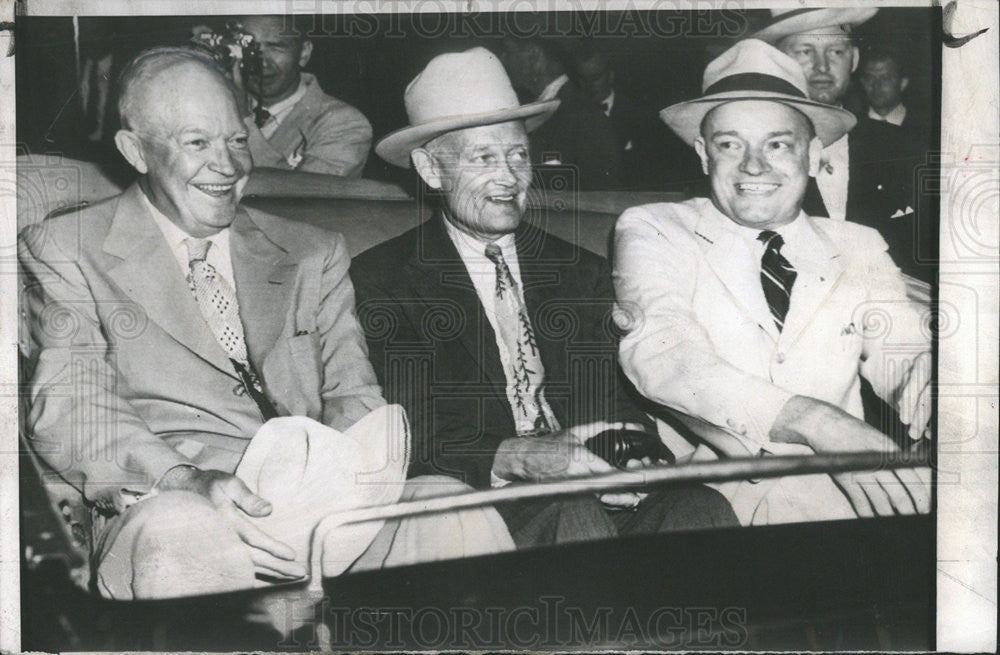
{"left": 1, "top": 1, "right": 996, "bottom": 652}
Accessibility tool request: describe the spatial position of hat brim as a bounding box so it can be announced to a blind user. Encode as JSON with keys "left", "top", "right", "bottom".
{"left": 660, "top": 91, "right": 857, "bottom": 148}
{"left": 751, "top": 8, "right": 878, "bottom": 43}
{"left": 375, "top": 99, "right": 560, "bottom": 168}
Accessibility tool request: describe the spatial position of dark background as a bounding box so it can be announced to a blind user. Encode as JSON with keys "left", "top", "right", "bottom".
{"left": 15, "top": 8, "right": 941, "bottom": 188}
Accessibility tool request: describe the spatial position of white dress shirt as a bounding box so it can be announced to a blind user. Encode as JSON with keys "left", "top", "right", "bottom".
{"left": 599, "top": 90, "right": 615, "bottom": 117}
{"left": 868, "top": 103, "right": 907, "bottom": 126}
{"left": 816, "top": 134, "right": 850, "bottom": 221}
{"left": 443, "top": 219, "right": 533, "bottom": 488}
{"left": 255, "top": 76, "right": 309, "bottom": 139}
{"left": 142, "top": 191, "right": 236, "bottom": 289}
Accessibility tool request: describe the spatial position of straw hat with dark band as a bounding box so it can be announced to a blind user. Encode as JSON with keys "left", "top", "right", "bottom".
{"left": 660, "top": 39, "right": 857, "bottom": 148}
{"left": 376, "top": 47, "right": 559, "bottom": 168}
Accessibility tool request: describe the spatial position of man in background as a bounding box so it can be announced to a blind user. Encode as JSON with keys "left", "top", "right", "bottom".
{"left": 568, "top": 41, "right": 701, "bottom": 192}
{"left": 500, "top": 37, "right": 623, "bottom": 191}
{"left": 754, "top": 8, "right": 937, "bottom": 283}
{"left": 237, "top": 14, "right": 372, "bottom": 178}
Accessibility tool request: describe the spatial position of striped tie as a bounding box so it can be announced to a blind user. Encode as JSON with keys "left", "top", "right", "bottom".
{"left": 757, "top": 230, "right": 796, "bottom": 331}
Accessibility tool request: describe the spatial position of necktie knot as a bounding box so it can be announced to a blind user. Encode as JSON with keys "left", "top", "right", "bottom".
{"left": 254, "top": 105, "right": 272, "bottom": 128}
{"left": 757, "top": 230, "right": 784, "bottom": 252}
{"left": 185, "top": 237, "right": 212, "bottom": 265}
{"left": 484, "top": 242, "right": 503, "bottom": 264}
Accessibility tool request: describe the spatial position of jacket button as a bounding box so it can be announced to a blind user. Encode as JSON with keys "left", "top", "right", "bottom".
{"left": 233, "top": 384, "right": 246, "bottom": 397}
{"left": 726, "top": 418, "right": 737, "bottom": 428}
{"left": 775, "top": 352, "right": 786, "bottom": 364}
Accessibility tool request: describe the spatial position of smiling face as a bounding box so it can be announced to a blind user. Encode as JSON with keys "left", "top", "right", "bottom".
{"left": 695, "top": 100, "right": 820, "bottom": 230}
{"left": 413, "top": 121, "right": 532, "bottom": 242}
{"left": 117, "top": 61, "right": 251, "bottom": 237}
{"left": 778, "top": 28, "right": 858, "bottom": 105}
{"left": 239, "top": 15, "right": 311, "bottom": 105}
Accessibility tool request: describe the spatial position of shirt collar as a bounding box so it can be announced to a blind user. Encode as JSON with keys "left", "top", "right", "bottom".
{"left": 141, "top": 189, "right": 231, "bottom": 257}
{"left": 600, "top": 90, "right": 615, "bottom": 115}
{"left": 868, "top": 103, "right": 907, "bottom": 126}
{"left": 263, "top": 74, "right": 309, "bottom": 117}
{"left": 537, "top": 74, "right": 569, "bottom": 103}
{"left": 442, "top": 215, "right": 517, "bottom": 264}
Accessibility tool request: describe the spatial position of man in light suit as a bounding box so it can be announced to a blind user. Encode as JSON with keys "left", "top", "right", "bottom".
{"left": 353, "top": 48, "right": 737, "bottom": 548}
{"left": 19, "top": 47, "right": 512, "bottom": 606}
{"left": 613, "top": 39, "right": 932, "bottom": 525}
{"left": 238, "top": 14, "right": 372, "bottom": 178}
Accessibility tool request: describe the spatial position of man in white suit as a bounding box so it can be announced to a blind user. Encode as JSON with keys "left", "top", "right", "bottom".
{"left": 613, "top": 39, "right": 932, "bottom": 525}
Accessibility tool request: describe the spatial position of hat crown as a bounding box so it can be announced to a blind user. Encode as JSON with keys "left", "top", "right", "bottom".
{"left": 701, "top": 39, "right": 808, "bottom": 96}
{"left": 403, "top": 47, "right": 522, "bottom": 128}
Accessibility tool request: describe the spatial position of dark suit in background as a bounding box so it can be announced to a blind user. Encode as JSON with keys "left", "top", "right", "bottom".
{"left": 800, "top": 121, "right": 938, "bottom": 285}
{"left": 530, "top": 80, "right": 624, "bottom": 192}
{"left": 605, "top": 91, "right": 703, "bottom": 193}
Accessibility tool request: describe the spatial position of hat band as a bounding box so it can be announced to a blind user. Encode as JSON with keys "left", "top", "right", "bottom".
{"left": 703, "top": 72, "right": 807, "bottom": 99}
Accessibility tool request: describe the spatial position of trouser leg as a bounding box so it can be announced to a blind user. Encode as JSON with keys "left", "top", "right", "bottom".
{"left": 613, "top": 484, "right": 739, "bottom": 536}
{"left": 92, "top": 490, "right": 256, "bottom": 600}
{"left": 496, "top": 493, "right": 619, "bottom": 549}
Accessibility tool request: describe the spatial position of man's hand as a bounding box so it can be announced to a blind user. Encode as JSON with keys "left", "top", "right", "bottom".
{"left": 770, "top": 396, "right": 931, "bottom": 518}
{"left": 157, "top": 466, "right": 306, "bottom": 580}
{"left": 492, "top": 421, "right": 646, "bottom": 508}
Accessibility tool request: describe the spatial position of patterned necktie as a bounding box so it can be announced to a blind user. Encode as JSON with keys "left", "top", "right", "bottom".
{"left": 757, "top": 231, "right": 797, "bottom": 332}
{"left": 484, "top": 243, "right": 560, "bottom": 436}
{"left": 185, "top": 238, "right": 277, "bottom": 419}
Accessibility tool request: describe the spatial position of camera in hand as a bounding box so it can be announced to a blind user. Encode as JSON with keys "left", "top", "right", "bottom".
{"left": 191, "top": 21, "right": 264, "bottom": 83}
{"left": 584, "top": 429, "right": 675, "bottom": 469}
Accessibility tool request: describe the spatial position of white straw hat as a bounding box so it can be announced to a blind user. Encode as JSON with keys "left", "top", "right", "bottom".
{"left": 376, "top": 47, "right": 559, "bottom": 168}
{"left": 752, "top": 7, "right": 878, "bottom": 43}
{"left": 659, "top": 39, "right": 857, "bottom": 147}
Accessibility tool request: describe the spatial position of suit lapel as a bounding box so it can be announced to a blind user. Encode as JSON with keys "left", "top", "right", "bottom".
{"left": 231, "top": 208, "right": 297, "bottom": 369}
{"left": 694, "top": 211, "right": 780, "bottom": 342}
{"left": 779, "top": 217, "right": 844, "bottom": 348}
{"left": 516, "top": 224, "right": 567, "bottom": 387}
{"left": 408, "top": 216, "right": 507, "bottom": 390}
{"left": 102, "top": 184, "right": 235, "bottom": 376}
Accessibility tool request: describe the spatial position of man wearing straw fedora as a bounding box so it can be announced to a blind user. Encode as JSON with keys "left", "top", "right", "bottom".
{"left": 613, "top": 39, "right": 932, "bottom": 525}
{"left": 352, "top": 47, "right": 738, "bottom": 548}
{"left": 753, "top": 8, "right": 936, "bottom": 283}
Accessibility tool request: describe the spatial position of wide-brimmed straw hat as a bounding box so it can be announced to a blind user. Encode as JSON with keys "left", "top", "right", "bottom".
{"left": 659, "top": 39, "right": 856, "bottom": 148}
{"left": 376, "top": 47, "right": 560, "bottom": 168}
{"left": 751, "top": 7, "right": 878, "bottom": 43}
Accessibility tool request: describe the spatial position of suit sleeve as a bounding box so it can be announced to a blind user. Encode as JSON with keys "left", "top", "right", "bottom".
{"left": 316, "top": 233, "right": 386, "bottom": 430}
{"left": 852, "top": 230, "right": 932, "bottom": 408}
{"left": 613, "top": 206, "right": 794, "bottom": 453}
{"left": 297, "top": 103, "right": 372, "bottom": 178}
{"left": 19, "top": 225, "right": 189, "bottom": 512}
{"left": 590, "top": 256, "right": 653, "bottom": 429}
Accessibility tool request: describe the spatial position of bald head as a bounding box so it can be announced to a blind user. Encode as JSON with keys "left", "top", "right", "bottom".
{"left": 118, "top": 47, "right": 238, "bottom": 133}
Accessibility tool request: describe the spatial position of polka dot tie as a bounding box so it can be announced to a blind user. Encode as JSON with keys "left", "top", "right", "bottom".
{"left": 484, "top": 243, "right": 559, "bottom": 437}
{"left": 185, "top": 238, "right": 250, "bottom": 365}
